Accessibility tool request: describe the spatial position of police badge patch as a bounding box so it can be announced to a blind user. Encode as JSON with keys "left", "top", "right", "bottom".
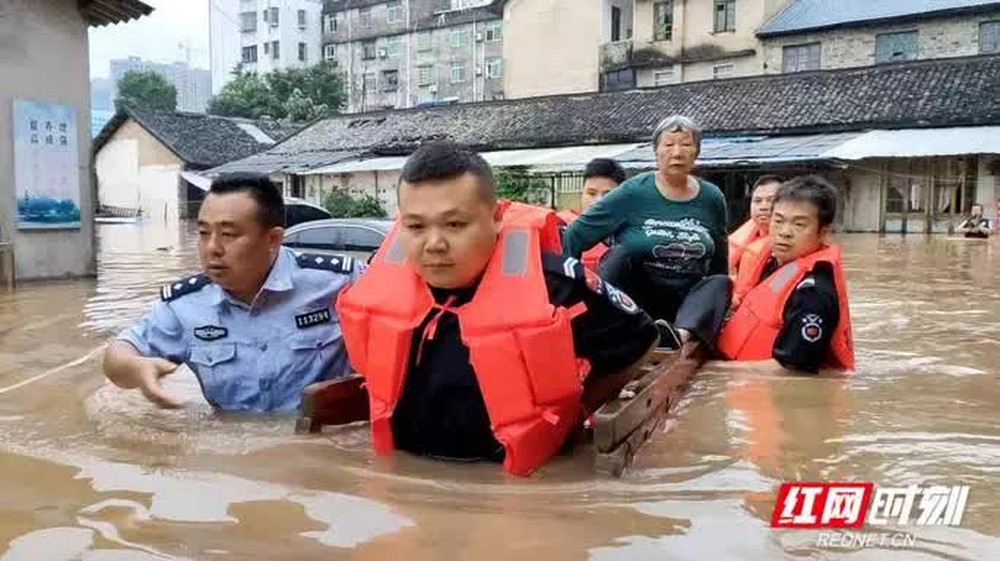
{"left": 194, "top": 325, "right": 228, "bottom": 341}
{"left": 801, "top": 314, "right": 823, "bottom": 343}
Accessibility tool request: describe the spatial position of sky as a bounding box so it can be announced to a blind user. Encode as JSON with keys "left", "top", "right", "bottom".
{"left": 88, "top": 0, "right": 213, "bottom": 79}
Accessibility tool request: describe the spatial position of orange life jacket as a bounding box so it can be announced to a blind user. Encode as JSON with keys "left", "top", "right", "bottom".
{"left": 336, "top": 201, "right": 587, "bottom": 477}
{"left": 717, "top": 241, "right": 855, "bottom": 371}
{"left": 731, "top": 236, "right": 769, "bottom": 308}
{"left": 557, "top": 209, "right": 608, "bottom": 272}
{"left": 728, "top": 219, "right": 764, "bottom": 277}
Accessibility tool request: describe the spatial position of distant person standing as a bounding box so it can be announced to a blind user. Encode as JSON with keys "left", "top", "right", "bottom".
{"left": 955, "top": 204, "right": 992, "bottom": 238}
{"left": 557, "top": 158, "right": 628, "bottom": 271}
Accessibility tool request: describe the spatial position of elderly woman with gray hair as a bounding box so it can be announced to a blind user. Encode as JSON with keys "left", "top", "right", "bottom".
{"left": 563, "top": 115, "right": 731, "bottom": 348}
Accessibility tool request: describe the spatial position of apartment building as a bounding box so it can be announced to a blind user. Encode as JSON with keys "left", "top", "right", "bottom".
{"left": 758, "top": 0, "right": 1000, "bottom": 74}
{"left": 321, "top": 0, "right": 503, "bottom": 113}
{"left": 210, "top": 0, "right": 324, "bottom": 94}
{"left": 109, "top": 57, "right": 212, "bottom": 113}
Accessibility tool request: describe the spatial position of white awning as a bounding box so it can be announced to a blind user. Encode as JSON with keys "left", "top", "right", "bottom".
{"left": 303, "top": 143, "right": 645, "bottom": 175}
{"left": 179, "top": 170, "right": 213, "bottom": 191}
{"left": 823, "top": 127, "right": 1000, "bottom": 160}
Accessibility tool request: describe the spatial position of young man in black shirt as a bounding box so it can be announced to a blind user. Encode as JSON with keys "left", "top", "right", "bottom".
{"left": 337, "top": 142, "right": 659, "bottom": 472}
{"left": 717, "top": 175, "right": 854, "bottom": 373}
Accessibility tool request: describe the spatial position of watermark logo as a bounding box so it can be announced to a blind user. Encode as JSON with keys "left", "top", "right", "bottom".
{"left": 772, "top": 483, "right": 969, "bottom": 549}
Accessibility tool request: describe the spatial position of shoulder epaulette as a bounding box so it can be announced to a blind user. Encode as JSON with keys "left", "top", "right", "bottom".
{"left": 295, "top": 252, "right": 355, "bottom": 275}
{"left": 160, "top": 274, "right": 211, "bottom": 302}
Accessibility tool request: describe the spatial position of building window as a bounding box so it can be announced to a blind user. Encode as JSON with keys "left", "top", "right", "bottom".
{"left": 324, "top": 14, "right": 336, "bottom": 33}
{"left": 417, "top": 32, "right": 432, "bottom": 52}
{"left": 714, "top": 0, "right": 735, "bottom": 33}
{"left": 713, "top": 63, "right": 734, "bottom": 79}
{"left": 363, "top": 72, "right": 377, "bottom": 95}
{"left": 980, "top": 21, "right": 1000, "bottom": 54}
{"left": 359, "top": 6, "right": 371, "bottom": 28}
{"left": 654, "top": 1, "right": 672, "bottom": 42}
{"left": 298, "top": 42, "right": 307, "bottom": 62}
{"left": 382, "top": 70, "right": 399, "bottom": 92}
{"left": 782, "top": 42, "right": 821, "bottom": 73}
{"left": 241, "top": 45, "right": 257, "bottom": 63}
{"left": 611, "top": 6, "right": 622, "bottom": 42}
{"left": 362, "top": 40, "right": 376, "bottom": 59}
{"left": 239, "top": 11, "right": 257, "bottom": 32}
{"left": 450, "top": 28, "right": 468, "bottom": 48}
{"left": 653, "top": 68, "right": 674, "bottom": 86}
{"left": 386, "top": 0, "right": 403, "bottom": 24}
{"left": 269, "top": 6, "right": 279, "bottom": 26}
{"left": 486, "top": 58, "right": 502, "bottom": 79}
{"left": 324, "top": 44, "right": 337, "bottom": 60}
{"left": 451, "top": 61, "right": 467, "bottom": 83}
{"left": 876, "top": 31, "right": 918, "bottom": 63}
{"left": 264, "top": 41, "right": 270, "bottom": 55}
{"left": 418, "top": 64, "right": 434, "bottom": 86}
{"left": 485, "top": 21, "right": 502, "bottom": 42}
{"left": 298, "top": 9, "right": 306, "bottom": 29}
{"left": 386, "top": 36, "right": 402, "bottom": 58}
{"left": 603, "top": 68, "right": 635, "bottom": 92}
{"left": 269, "top": 40, "right": 279, "bottom": 59}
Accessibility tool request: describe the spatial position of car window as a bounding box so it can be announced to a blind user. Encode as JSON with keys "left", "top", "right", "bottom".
{"left": 341, "top": 226, "right": 385, "bottom": 250}
{"left": 285, "top": 204, "right": 331, "bottom": 228}
{"left": 287, "top": 226, "right": 341, "bottom": 249}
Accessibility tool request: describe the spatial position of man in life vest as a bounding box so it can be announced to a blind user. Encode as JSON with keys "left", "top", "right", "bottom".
{"left": 717, "top": 175, "right": 854, "bottom": 373}
{"left": 556, "top": 158, "right": 627, "bottom": 272}
{"left": 336, "top": 142, "right": 659, "bottom": 476}
{"left": 728, "top": 175, "right": 782, "bottom": 279}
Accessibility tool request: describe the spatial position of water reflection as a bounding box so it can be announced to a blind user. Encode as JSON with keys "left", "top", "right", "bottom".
{"left": 0, "top": 222, "right": 998, "bottom": 559}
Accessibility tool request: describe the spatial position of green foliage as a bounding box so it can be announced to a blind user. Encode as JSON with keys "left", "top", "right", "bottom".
{"left": 115, "top": 70, "right": 177, "bottom": 112}
{"left": 323, "top": 190, "right": 388, "bottom": 218}
{"left": 207, "top": 61, "right": 345, "bottom": 121}
{"left": 495, "top": 167, "right": 551, "bottom": 206}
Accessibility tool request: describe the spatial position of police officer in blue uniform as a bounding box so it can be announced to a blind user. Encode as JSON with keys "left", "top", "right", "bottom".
{"left": 103, "top": 172, "right": 364, "bottom": 412}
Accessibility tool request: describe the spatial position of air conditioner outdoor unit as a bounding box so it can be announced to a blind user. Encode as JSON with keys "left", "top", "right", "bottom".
{"left": 475, "top": 32, "right": 483, "bottom": 42}
{"left": 378, "top": 48, "right": 387, "bottom": 58}
{"left": 475, "top": 66, "right": 482, "bottom": 76}
{"left": 429, "top": 84, "right": 438, "bottom": 93}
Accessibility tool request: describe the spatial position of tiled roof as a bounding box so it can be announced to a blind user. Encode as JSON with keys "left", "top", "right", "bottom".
{"left": 79, "top": 0, "right": 153, "bottom": 27}
{"left": 93, "top": 106, "right": 306, "bottom": 169}
{"left": 214, "top": 54, "right": 1000, "bottom": 173}
{"left": 758, "top": 0, "right": 1000, "bottom": 37}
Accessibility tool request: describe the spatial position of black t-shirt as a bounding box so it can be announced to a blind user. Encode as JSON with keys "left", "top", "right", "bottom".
{"left": 757, "top": 258, "right": 840, "bottom": 374}
{"left": 391, "top": 252, "right": 658, "bottom": 461}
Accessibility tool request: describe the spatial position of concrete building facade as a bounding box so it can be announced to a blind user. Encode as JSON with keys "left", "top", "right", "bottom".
{"left": 322, "top": 0, "right": 502, "bottom": 113}
{"left": 210, "top": 0, "right": 324, "bottom": 95}
{"left": 0, "top": 0, "right": 151, "bottom": 282}
{"left": 109, "top": 57, "right": 213, "bottom": 113}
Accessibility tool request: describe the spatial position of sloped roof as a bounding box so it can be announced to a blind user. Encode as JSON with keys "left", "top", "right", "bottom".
{"left": 213, "top": 54, "right": 1000, "bottom": 174}
{"left": 79, "top": 0, "right": 153, "bottom": 27}
{"left": 93, "top": 106, "right": 306, "bottom": 169}
{"left": 758, "top": 0, "right": 1000, "bottom": 37}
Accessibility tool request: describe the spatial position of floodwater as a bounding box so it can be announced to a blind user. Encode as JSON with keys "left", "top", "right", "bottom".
{"left": 0, "top": 219, "right": 998, "bottom": 560}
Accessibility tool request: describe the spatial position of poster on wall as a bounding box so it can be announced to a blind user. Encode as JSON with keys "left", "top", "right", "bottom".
{"left": 13, "top": 99, "right": 81, "bottom": 230}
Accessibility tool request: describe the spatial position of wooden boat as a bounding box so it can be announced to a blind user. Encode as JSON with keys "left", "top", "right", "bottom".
{"left": 295, "top": 342, "right": 705, "bottom": 477}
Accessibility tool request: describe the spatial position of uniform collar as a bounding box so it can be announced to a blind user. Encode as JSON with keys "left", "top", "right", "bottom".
{"left": 207, "top": 248, "right": 295, "bottom": 307}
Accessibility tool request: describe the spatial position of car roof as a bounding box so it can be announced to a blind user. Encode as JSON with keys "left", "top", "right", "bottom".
{"left": 284, "top": 217, "right": 393, "bottom": 235}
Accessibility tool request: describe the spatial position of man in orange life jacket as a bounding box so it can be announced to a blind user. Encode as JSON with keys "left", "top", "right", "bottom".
{"left": 717, "top": 175, "right": 855, "bottom": 373}
{"left": 728, "top": 175, "right": 781, "bottom": 278}
{"left": 336, "top": 142, "right": 659, "bottom": 476}
{"left": 557, "top": 158, "right": 627, "bottom": 271}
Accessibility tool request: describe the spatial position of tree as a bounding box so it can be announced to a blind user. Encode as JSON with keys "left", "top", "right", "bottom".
{"left": 115, "top": 70, "right": 177, "bottom": 112}
{"left": 495, "top": 167, "right": 552, "bottom": 206}
{"left": 323, "top": 190, "right": 387, "bottom": 218}
{"left": 208, "top": 61, "right": 346, "bottom": 121}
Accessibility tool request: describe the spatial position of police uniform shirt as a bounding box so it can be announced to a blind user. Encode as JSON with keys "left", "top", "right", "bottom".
{"left": 390, "top": 252, "right": 659, "bottom": 461}
{"left": 758, "top": 258, "right": 840, "bottom": 374}
{"left": 117, "top": 247, "right": 364, "bottom": 412}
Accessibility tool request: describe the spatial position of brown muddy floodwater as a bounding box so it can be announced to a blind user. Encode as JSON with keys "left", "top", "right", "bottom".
{"left": 0, "top": 219, "right": 998, "bottom": 560}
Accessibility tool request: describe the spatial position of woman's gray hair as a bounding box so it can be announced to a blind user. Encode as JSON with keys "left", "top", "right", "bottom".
{"left": 652, "top": 115, "right": 702, "bottom": 153}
